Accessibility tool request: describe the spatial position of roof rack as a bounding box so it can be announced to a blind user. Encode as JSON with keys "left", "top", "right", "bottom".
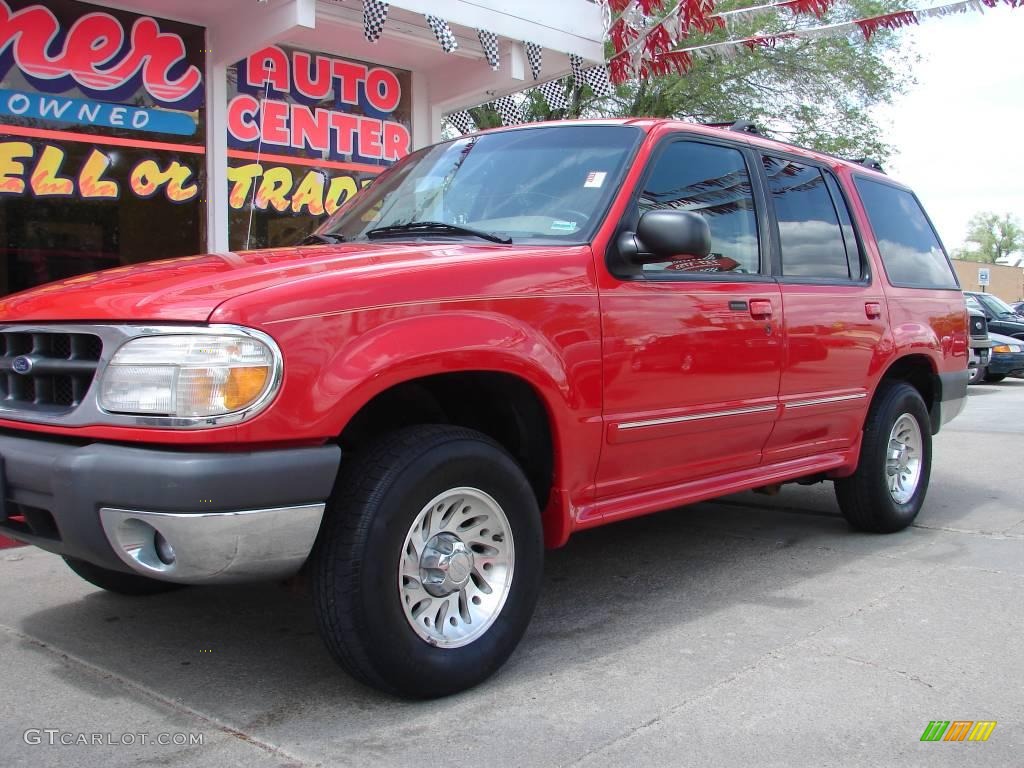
{"left": 699, "top": 121, "right": 887, "bottom": 174}
{"left": 703, "top": 120, "right": 765, "bottom": 136}
{"left": 847, "top": 157, "right": 885, "bottom": 174}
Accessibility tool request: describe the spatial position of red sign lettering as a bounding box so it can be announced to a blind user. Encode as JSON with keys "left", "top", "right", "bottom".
{"left": 0, "top": 1, "right": 202, "bottom": 105}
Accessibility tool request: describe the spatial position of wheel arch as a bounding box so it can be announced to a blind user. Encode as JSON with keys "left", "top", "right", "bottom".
{"left": 871, "top": 353, "right": 942, "bottom": 434}
{"left": 320, "top": 313, "right": 594, "bottom": 548}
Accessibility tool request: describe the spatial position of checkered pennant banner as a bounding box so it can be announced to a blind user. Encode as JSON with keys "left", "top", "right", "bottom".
{"left": 584, "top": 65, "right": 613, "bottom": 97}
{"left": 493, "top": 95, "right": 521, "bottom": 127}
{"left": 524, "top": 41, "right": 543, "bottom": 80}
{"left": 425, "top": 15, "right": 458, "bottom": 53}
{"left": 568, "top": 54, "right": 586, "bottom": 87}
{"left": 362, "top": 0, "right": 388, "bottom": 43}
{"left": 447, "top": 110, "right": 476, "bottom": 135}
{"left": 537, "top": 78, "right": 567, "bottom": 110}
{"left": 478, "top": 29, "right": 500, "bottom": 70}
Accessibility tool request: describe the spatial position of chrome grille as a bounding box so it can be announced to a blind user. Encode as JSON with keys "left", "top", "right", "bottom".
{"left": 0, "top": 331, "right": 102, "bottom": 412}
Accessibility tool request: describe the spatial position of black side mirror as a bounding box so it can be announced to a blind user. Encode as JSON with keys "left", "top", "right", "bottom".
{"left": 617, "top": 210, "right": 711, "bottom": 265}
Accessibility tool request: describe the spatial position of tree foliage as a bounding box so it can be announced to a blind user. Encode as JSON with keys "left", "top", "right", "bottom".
{"left": 954, "top": 212, "right": 1024, "bottom": 263}
{"left": 471, "top": 0, "right": 915, "bottom": 161}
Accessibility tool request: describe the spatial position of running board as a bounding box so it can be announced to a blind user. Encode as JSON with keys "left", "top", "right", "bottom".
{"left": 575, "top": 451, "right": 852, "bottom": 530}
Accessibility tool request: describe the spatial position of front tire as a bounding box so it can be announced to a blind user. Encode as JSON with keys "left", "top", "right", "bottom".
{"left": 968, "top": 365, "right": 986, "bottom": 385}
{"left": 311, "top": 425, "right": 544, "bottom": 698}
{"left": 63, "top": 557, "right": 183, "bottom": 596}
{"left": 983, "top": 372, "right": 1006, "bottom": 383}
{"left": 835, "top": 383, "right": 932, "bottom": 533}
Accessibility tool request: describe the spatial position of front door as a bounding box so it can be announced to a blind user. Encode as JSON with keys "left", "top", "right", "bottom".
{"left": 595, "top": 136, "right": 783, "bottom": 500}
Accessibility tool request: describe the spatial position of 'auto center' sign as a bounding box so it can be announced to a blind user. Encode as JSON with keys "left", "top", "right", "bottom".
{"left": 230, "top": 46, "right": 410, "bottom": 163}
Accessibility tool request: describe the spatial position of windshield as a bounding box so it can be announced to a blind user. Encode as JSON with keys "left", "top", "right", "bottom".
{"left": 316, "top": 125, "right": 641, "bottom": 244}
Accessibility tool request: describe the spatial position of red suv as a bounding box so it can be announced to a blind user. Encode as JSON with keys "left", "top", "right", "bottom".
{"left": 0, "top": 120, "right": 968, "bottom": 698}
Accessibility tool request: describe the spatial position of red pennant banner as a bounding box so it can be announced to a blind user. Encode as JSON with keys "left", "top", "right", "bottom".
{"left": 780, "top": 0, "right": 835, "bottom": 17}
{"left": 855, "top": 10, "right": 919, "bottom": 40}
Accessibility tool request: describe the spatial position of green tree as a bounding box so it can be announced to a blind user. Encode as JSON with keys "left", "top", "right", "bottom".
{"left": 471, "top": 0, "right": 915, "bottom": 161}
{"left": 956, "top": 212, "right": 1024, "bottom": 263}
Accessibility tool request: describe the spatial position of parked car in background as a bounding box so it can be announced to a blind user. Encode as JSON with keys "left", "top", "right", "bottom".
{"left": 964, "top": 291, "right": 1024, "bottom": 339}
{"left": 1012, "top": 301, "right": 1024, "bottom": 315}
{"left": 965, "top": 298, "right": 993, "bottom": 384}
{"left": 974, "top": 331, "right": 1024, "bottom": 383}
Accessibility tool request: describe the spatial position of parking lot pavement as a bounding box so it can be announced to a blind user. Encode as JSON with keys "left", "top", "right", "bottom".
{"left": 2, "top": 380, "right": 1022, "bottom": 768}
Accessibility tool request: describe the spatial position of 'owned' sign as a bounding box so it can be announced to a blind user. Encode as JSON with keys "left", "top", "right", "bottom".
{"left": 0, "top": 0, "right": 204, "bottom": 136}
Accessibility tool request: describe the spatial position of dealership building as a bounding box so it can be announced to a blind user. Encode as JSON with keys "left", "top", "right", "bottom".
{"left": 0, "top": 0, "right": 604, "bottom": 297}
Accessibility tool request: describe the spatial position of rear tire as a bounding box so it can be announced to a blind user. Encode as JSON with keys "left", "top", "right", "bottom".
{"left": 835, "top": 383, "right": 931, "bottom": 533}
{"left": 311, "top": 425, "right": 544, "bottom": 698}
{"left": 63, "top": 557, "right": 183, "bottom": 596}
{"left": 983, "top": 372, "right": 1006, "bottom": 383}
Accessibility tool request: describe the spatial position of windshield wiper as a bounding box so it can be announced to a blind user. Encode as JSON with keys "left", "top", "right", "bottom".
{"left": 300, "top": 232, "right": 346, "bottom": 245}
{"left": 365, "top": 221, "right": 511, "bottom": 244}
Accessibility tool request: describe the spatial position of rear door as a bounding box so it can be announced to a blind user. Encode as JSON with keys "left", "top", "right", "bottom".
{"left": 756, "top": 154, "right": 884, "bottom": 462}
{"left": 595, "top": 135, "right": 783, "bottom": 499}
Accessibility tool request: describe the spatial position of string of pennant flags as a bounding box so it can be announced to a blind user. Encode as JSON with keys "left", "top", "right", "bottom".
{"left": 361, "top": 0, "right": 589, "bottom": 82}
{"left": 605, "top": 0, "right": 1022, "bottom": 82}
{"left": 358, "top": 0, "right": 613, "bottom": 128}
{"left": 357, "top": 0, "right": 1021, "bottom": 135}
{"left": 657, "top": 1, "right": 995, "bottom": 74}
{"left": 442, "top": 57, "right": 614, "bottom": 136}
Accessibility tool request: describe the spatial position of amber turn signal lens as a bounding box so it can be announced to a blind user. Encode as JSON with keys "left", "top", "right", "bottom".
{"left": 224, "top": 366, "right": 270, "bottom": 410}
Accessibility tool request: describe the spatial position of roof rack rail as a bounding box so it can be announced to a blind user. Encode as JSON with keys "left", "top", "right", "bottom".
{"left": 703, "top": 120, "right": 764, "bottom": 136}
{"left": 848, "top": 157, "right": 885, "bottom": 174}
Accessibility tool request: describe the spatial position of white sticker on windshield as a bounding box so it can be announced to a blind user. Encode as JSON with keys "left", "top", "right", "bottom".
{"left": 584, "top": 171, "right": 607, "bottom": 188}
{"left": 551, "top": 220, "right": 577, "bottom": 232}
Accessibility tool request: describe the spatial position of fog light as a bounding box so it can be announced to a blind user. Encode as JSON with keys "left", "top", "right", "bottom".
{"left": 154, "top": 532, "right": 176, "bottom": 565}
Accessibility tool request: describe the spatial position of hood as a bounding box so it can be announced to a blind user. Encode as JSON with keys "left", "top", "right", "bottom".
{"left": 989, "top": 332, "right": 1023, "bottom": 347}
{"left": 0, "top": 242, "right": 514, "bottom": 324}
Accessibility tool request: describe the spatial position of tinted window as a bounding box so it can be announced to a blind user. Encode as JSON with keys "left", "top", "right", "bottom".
{"left": 763, "top": 156, "right": 852, "bottom": 279}
{"left": 854, "top": 178, "right": 958, "bottom": 289}
{"left": 638, "top": 141, "right": 759, "bottom": 274}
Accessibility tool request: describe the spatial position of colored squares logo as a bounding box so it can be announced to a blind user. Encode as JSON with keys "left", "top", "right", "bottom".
{"left": 920, "top": 721, "right": 996, "bottom": 742}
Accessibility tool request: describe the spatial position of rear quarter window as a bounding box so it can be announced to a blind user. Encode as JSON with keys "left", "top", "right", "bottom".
{"left": 853, "top": 177, "right": 958, "bottom": 289}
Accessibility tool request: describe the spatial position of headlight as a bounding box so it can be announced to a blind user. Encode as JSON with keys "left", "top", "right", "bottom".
{"left": 993, "top": 344, "right": 1023, "bottom": 353}
{"left": 98, "top": 332, "right": 281, "bottom": 419}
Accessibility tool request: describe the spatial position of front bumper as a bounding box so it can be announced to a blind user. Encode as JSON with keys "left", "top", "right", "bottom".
{"left": 988, "top": 351, "right": 1024, "bottom": 377}
{"left": 0, "top": 431, "right": 340, "bottom": 584}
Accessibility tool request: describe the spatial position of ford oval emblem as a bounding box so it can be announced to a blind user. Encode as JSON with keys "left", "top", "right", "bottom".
{"left": 11, "top": 355, "right": 32, "bottom": 374}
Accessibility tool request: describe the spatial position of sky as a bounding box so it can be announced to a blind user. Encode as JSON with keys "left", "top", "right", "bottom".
{"left": 872, "top": 5, "right": 1024, "bottom": 252}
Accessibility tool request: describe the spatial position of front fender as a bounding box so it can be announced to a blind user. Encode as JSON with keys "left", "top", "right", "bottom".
{"left": 259, "top": 301, "right": 605, "bottom": 547}
{"left": 320, "top": 310, "right": 580, "bottom": 434}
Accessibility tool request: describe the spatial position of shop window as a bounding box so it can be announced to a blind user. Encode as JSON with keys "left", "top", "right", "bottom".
{"left": 0, "top": 0, "right": 206, "bottom": 296}
{"left": 226, "top": 45, "right": 413, "bottom": 250}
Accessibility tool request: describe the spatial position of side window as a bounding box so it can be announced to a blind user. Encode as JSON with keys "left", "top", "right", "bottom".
{"left": 854, "top": 177, "right": 959, "bottom": 289}
{"left": 762, "top": 156, "right": 854, "bottom": 279}
{"left": 638, "top": 141, "right": 760, "bottom": 275}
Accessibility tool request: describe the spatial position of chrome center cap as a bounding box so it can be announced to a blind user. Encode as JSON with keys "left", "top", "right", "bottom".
{"left": 420, "top": 533, "right": 475, "bottom": 597}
